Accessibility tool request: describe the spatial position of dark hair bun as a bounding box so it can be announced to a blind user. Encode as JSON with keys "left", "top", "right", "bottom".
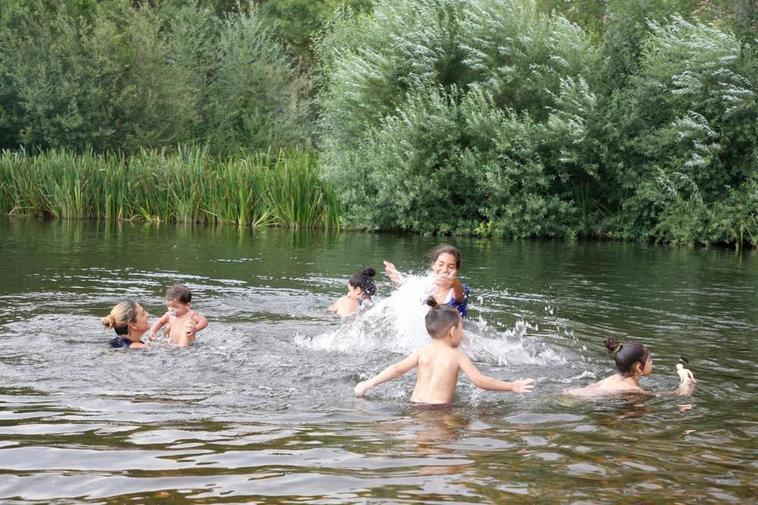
{"left": 361, "top": 268, "right": 376, "bottom": 277}
{"left": 604, "top": 338, "right": 622, "bottom": 354}
{"left": 425, "top": 296, "right": 439, "bottom": 308}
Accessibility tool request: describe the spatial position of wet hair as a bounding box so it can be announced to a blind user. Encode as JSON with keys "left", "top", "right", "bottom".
{"left": 429, "top": 244, "right": 461, "bottom": 269}
{"left": 166, "top": 284, "right": 192, "bottom": 304}
{"left": 604, "top": 338, "right": 651, "bottom": 376}
{"left": 678, "top": 356, "right": 689, "bottom": 365}
{"left": 349, "top": 268, "right": 377, "bottom": 297}
{"left": 425, "top": 296, "right": 461, "bottom": 339}
{"left": 101, "top": 300, "right": 139, "bottom": 336}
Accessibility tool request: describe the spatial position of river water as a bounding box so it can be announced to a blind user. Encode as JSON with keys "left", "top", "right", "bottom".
{"left": 0, "top": 218, "right": 755, "bottom": 504}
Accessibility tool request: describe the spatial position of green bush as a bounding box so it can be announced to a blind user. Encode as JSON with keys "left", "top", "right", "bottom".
{"left": 600, "top": 16, "right": 757, "bottom": 245}
{"left": 0, "top": 0, "right": 312, "bottom": 154}
{"left": 318, "top": 0, "right": 598, "bottom": 235}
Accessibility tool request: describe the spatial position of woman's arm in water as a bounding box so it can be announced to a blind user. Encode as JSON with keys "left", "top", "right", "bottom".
{"left": 354, "top": 351, "right": 420, "bottom": 397}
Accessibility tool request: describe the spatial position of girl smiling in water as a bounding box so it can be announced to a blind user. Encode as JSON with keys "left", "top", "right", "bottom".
{"left": 383, "top": 244, "right": 470, "bottom": 318}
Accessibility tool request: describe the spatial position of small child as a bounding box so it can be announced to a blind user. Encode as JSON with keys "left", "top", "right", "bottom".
{"left": 329, "top": 267, "right": 377, "bottom": 317}
{"left": 354, "top": 297, "right": 535, "bottom": 404}
{"left": 149, "top": 285, "right": 208, "bottom": 347}
{"left": 384, "top": 244, "right": 470, "bottom": 317}
{"left": 567, "top": 338, "right": 653, "bottom": 396}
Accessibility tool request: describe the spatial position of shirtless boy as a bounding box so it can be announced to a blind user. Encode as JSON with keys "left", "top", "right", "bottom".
{"left": 354, "top": 297, "right": 535, "bottom": 404}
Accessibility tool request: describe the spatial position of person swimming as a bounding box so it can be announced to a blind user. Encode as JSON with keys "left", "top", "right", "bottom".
{"left": 329, "top": 267, "right": 377, "bottom": 317}
{"left": 567, "top": 338, "right": 653, "bottom": 396}
{"left": 102, "top": 300, "right": 150, "bottom": 349}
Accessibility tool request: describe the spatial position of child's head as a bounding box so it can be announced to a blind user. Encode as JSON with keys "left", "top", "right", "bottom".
{"left": 429, "top": 244, "right": 461, "bottom": 277}
{"left": 101, "top": 300, "right": 148, "bottom": 335}
{"left": 166, "top": 285, "right": 192, "bottom": 314}
{"left": 425, "top": 297, "right": 463, "bottom": 345}
{"left": 348, "top": 268, "right": 377, "bottom": 298}
{"left": 604, "top": 338, "right": 652, "bottom": 377}
{"left": 166, "top": 285, "right": 192, "bottom": 304}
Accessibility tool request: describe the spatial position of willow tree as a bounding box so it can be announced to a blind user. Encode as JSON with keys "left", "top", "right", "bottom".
{"left": 317, "top": 0, "right": 599, "bottom": 236}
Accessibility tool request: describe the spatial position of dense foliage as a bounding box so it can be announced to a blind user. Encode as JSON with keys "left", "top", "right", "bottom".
{"left": 0, "top": 0, "right": 755, "bottom": 244}
{"left": 317, "top": 0, "right": 756, "bottom": 245}
{"left": 0, "top": 0, "right": 310, "bottom": 155}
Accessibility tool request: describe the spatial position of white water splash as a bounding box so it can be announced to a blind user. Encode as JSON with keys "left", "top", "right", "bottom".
{"left": 296, "top": 274, "right": 565, "bottom": 366}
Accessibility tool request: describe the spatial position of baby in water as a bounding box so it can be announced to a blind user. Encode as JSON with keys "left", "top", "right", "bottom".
{"left": 149, "top": 285, "right": 208, "bottom": 346}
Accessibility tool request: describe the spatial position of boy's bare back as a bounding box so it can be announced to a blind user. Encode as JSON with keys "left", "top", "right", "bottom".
{"left": 411, "top": 342, "right": 466, "bottom": 404}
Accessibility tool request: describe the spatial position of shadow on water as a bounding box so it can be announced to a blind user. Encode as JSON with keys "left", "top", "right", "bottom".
{"left": 0, "top": 218, "right": 756, "bottom": 503}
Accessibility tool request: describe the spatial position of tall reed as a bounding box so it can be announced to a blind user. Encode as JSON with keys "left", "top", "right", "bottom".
{"left": 0, "top": 147, "right": 340, "bottom": 229}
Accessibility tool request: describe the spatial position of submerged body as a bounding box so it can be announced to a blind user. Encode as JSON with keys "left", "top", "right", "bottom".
{"left": 567, "top": 373, "right": 649, "bottom": 397}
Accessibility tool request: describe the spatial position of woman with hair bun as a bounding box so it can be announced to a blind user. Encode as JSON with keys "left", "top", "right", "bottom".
{"left": 101, "top": 300, "right": 150, "bottom": 349}
{"left": 568, "top": 338, "right": 654, "bottom": 396}
{"left": 329, "top": 267, "right": 378, "bottom": 317}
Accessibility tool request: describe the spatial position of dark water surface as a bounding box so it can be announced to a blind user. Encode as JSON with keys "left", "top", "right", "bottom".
{"left": 0, "top": 218, "right": 756, "bottom": 504}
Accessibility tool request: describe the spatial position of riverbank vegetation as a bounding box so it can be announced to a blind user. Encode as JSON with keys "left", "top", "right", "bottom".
{"left": 0, "top": 0, "right": 755, "bottom": 246}
{"left": 0, "top": 148, "right": 340, "bottom": 228}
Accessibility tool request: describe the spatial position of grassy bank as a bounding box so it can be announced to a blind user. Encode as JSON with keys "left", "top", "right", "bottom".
{"left": 0, "top": 147, "right": 340, "bottom": 229}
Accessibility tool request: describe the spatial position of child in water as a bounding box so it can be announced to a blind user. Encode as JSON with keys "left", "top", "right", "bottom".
{"left": 329, "top": 267, "right": 377, "bottom": 317}
{"left": 354, "top": 297, "right": 535, "bottom": 404}
{"left": 567, "top": 338, "right": 655, "bottom": 396}
{"left": 149, "top": 285, "right": 208, "bottom": 347}
{"left": 102, "top": 300, "right": 150, "bottom": 349}
{"left": 384, "top": 244, "right": 470, "bottom": 317}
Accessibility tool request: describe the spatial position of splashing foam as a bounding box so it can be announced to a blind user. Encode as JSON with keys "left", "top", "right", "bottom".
{"left": 297, "top": 274, "right": 564, "bottom": 366}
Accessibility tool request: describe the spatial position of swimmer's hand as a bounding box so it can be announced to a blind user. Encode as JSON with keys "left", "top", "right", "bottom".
{"left": 433, "top": 272, "right": 454, "bottom": 289}
{"left": 354, "top": 381, "right": 371, "bottom": 397}
{"left": 148, "top": 330, "right": 158, "bottom": 341}
{"left": 512, "top": 378, "right": 536, "bottom": 393}
{"left": 383, "top": 261, "right": 401, "bottom": 287}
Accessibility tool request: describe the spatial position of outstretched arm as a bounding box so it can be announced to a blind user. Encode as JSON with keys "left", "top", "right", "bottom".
{"left": 149, "top": 313, "right": 170, "bottom": 340}
{"left": 354, "top": 351, "right": 420, "bottom": 397}
{"left": 459, "top": 354, "right": 535, "bottom": 393}
{"left": 383, "top": 260, "right": 402, "bottom": 287}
